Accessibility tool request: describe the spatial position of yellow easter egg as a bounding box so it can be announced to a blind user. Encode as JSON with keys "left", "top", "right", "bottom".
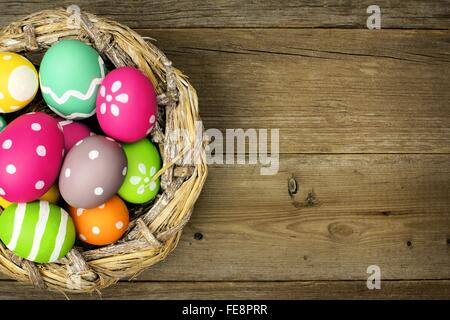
{"left": 0, "top": 184, "right": 59, "bottom": 209}
{"left": 0, "top": 196, "right": 12, "bottom": 208}
{"left": 0, "top": 52, "right": 39, "bottom": 113}
{"left": 39, "top": 184, "right": 60, "bottom": 203}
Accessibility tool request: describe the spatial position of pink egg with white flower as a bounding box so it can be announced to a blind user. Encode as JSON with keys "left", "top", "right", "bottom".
{"left": 96, "top": 66, "right": 157, "bottom": 143}
{"left": 57, "top": 119, "right": 93, "bottom": 152}
{"left": 0, "top": 112, "right": 64, "bottom": 202}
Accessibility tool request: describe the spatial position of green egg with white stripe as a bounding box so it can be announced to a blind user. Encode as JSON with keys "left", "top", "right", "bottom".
{"left": 0, "top": 201, "right": 75, "bottom": 263}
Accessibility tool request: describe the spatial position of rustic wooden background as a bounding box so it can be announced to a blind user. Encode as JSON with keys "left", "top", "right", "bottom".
{"left": 0, "top": 0, "right": 449, "bottom": 299}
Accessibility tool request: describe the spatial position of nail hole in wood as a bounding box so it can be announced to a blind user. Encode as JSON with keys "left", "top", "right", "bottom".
{"left": 406, "top": 240, "right": 412, "bottom": 247}
{"left": 194, "top": 232, "right": 203, "bottom": 240}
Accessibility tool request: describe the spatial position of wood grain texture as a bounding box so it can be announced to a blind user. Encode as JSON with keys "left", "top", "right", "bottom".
{"left": 0, "top": 0, "right": 449, "bottom": 29}
{"left": 0, "top": 155, "right": 447, "bottom": 284}
{"left": 77, "top": 155, "right": 448, "bottom": 282}
{"left": 140, "top": 29, "right": 450, "bottom": 154}
{"left": 0, "top": 155, "right": 448, "bottom": 293}
{"left": 0, "top": 280, "right": 449, "bottom": 300}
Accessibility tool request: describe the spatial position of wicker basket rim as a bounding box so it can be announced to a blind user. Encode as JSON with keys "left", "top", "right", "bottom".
{"left": 0, "top": 6, "right": 208, "bottom": 294}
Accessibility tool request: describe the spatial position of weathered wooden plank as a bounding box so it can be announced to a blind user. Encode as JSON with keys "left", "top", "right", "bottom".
{"left": 0, "top": 155, "right": 447, "bottom": 283}
{"left": 141, "top": 29, "right": 450, "bottom": 154}
{"left": 0, "top": 280, "right": 448, "bottom": 299}
{"left": 1, "top": 29, "right": 449, "bottom": 153}
{"left": 0, "top": 0, "right": 449, "bottom": 29}
{"left": 111, "top": 155, "right": 449, "bottom": 281}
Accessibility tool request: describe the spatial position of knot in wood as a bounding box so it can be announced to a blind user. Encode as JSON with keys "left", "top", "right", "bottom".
{"left": 288, "top": 176, "right": 298, "bottom": 197}
{"left": 328, "top": 222, "right": 358, "bottom": 242}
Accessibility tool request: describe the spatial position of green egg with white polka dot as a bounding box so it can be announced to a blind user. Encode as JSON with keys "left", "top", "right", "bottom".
{"left": 0, "top": 201, "right": 75, "bottom": 263}
{"left": 118, "top": 138, "right": 161, "bottom": 204}
{"left": 39, "top": 39, "right": 106, "bottom": 120}
{"left": 0, "top": 116, "right": 6, "bottom": 132}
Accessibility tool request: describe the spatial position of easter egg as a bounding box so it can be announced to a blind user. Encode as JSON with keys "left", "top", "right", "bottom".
{"left": 0, "top": 184, "right": 60, "bottom": 209}
{"left": 57, "top": 119, "right": 93, "bottom": 152}
{"left": 69, "top": 195, "right": 129, "bottom": 245}
{"left": 118, "top": 138, "right": 161, "bottom": 204}
{"left": 0, "top": 196, "right": 11, "bottom": 209}
{"left": 39, "top": 184, "right": 60, "bottom": 203}
{"left": 0, "top": 201, "right": 75, "bottom": 263}
{"left": 0, "top": 112, "right": 64, "bottom": 202}
{"left": 0, "top": 52, "right": 38, "bottom": 113}
{"left": 40, "top": 40, "right": 106, "bottom": 120}
{"left": 96, "top": 66, "right": 157, "bottom": 142}
{"left": 59, "top": 135, "right": 127, "bottom": 209}
{"left": 0, "top": 116, "right": 6, "bottom": 132}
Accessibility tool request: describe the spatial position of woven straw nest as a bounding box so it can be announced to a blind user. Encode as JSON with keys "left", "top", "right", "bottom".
{"left": 0, "top": 6, "right": 208, "bottom": 294}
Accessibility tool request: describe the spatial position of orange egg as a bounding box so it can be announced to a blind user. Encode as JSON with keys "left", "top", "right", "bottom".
{"left": 69, "top": 195, "right": 129, "bottom": 245}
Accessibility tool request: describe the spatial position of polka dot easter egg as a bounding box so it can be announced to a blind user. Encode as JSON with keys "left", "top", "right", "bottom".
{"left": 40, "top": 40, "right": 106, "bottom": 120}
{"left": 96, "top": 66, "right": 157, "bottom": 142}
{"left": 0, "top": 201, "right": 75, "bottom": 263}
{"left": 57, "top": 119, "right": 93, "bottom": 152}
{"left": 119, "top": 138, "right": 161, "bottom": 204}
{"left": 0, "top": 183, "right": 60, "bottom": 209}
{"left": 0, "top": 52, "right": 38, "bottom": 113}
{"left": 0, "top": 116, "right": 6, "bottom": 132}
{"left": 0, "top": 112, "right": 64, "bottom": 203}
{"left": 59, "top": 135, "right": 127, "bottom": 209}
{"left": 69, "top": 195, "right": 129, "bottom": 246}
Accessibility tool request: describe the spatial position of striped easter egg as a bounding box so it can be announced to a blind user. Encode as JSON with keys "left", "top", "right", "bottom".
{"left": 0, "top": 201, "right": 75, "bottom": 263}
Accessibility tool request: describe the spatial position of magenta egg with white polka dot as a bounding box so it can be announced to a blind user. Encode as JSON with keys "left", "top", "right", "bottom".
{"left": 57, "top": 119, "right": 93, "bottom": 152}
{"left": 96, "top": 66, "right": 158, "bottom": 143}
{"left": 0, "top": 112, "right": 64, "bottom": 202}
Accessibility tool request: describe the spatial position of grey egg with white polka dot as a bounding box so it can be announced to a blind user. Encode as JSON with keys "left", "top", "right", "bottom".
{"left": 59, "top": 135, "right": 127, "bottom": 209}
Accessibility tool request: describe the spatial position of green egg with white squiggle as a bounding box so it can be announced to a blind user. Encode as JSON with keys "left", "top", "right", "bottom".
{"left": 39, "top": 40, "right": 106, "bottom": 120}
